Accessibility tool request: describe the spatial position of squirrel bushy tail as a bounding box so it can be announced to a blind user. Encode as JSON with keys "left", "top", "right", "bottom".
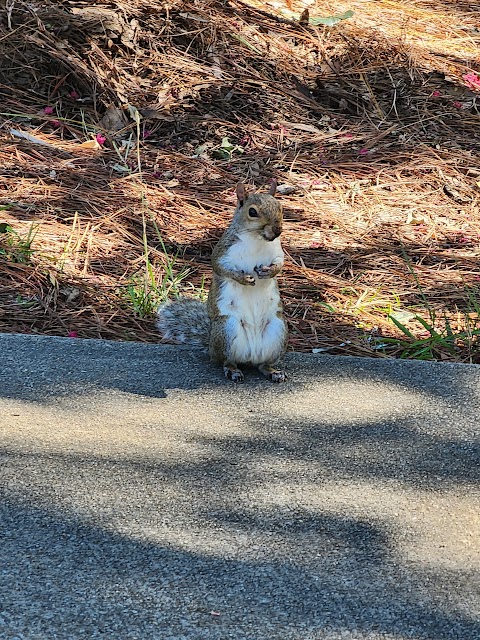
{"left": 156, "top": 298, "right": 210, "bottom": 347}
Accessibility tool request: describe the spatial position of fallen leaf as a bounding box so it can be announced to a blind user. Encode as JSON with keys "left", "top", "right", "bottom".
{"left": 193, "top": 143, "right": 209, "bottom": 158}
{"left": 390, "top": 310, "right": 417, "bottom": 324}
{"left": 250, "top": 162, "right": 260, "bottom": 177}
{"left": 212, "top": 137, "right": 244, "bottom": 159}
{"left": 309, "top": 10, "right": 354, "bottom": 26}
{"left": 127, "top": 104, "right": 142, "bottom": 125}
{"left": 112, "top": 163, "right": 130, "bottom": 173}
{"left": 309, "top": 230, "right": 323, "bottom": 248}
{"left": 179, "top": 12, "right": 209, "bottom": 23}
{"left": 299, "top": 8, "right": 309, "bottom": 25}
{"left": 277, "top": 184, "right": 296, "bottom": 195}
{"left": 279, "top": 121, "right": 320, "bottom": 134}
{"left": 207, "top": 45, "right": 223, "bottom": 79}
{"left": 62, "top": 287, "right": 81, "bottom": 303}
{"left": 220, "top": 137, "right": 235, "bottom": 152}
{"left": 78, "top": 139, "right": 102, "bottom": 150}
{"left": 443, "top": 183, "right": 471, "bottom": 204}
{"left": 10, "top": 129, "right": 60, "bottom": 150}
{"left": 212, "top": 149, "right": 230, "bottom": 160}
{"left": 99, "top": 104, "right": 127, "bottom": 133}
{"left": 280, "top": 9, "right": 354, "bottom": 26}
{"left": 406, "top": 211, "right": 427, "bottom": 225}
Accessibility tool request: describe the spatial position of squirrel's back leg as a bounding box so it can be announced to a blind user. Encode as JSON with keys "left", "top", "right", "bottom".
{"left": 209, "top": 319, "right": 245, "bottom": 382}
{"left": 258, "top": 362, "right": 287, "bottom": 383}
{"left": 257, "top": 313, "right": 288, "bottom": 382}
{"left": 223, "top": 362, "right": 245, "bottom": 383}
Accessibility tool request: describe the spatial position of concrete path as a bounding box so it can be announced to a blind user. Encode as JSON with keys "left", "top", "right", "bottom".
{"left": 0, "top": 333, "right": 479, "bottom": 640}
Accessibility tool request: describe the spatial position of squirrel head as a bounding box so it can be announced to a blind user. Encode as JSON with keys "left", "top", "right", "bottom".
{"left": 235, "top": 181, "right": 283, "bottom": 242}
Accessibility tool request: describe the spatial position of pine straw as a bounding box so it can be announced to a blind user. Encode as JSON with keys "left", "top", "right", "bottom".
{"left": 1, "top": 0, "right": 480, "bottom": 361}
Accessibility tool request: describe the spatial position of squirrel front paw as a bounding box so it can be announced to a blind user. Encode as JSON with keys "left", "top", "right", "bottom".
{"left": 240, "top": 272, "right": 256, "bottom": 286}
{"left": 254, "top": 264, "right": 277, "bottom": 279}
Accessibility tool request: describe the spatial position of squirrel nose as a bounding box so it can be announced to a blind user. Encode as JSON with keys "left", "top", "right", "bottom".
{"left": 263, "top": 224, "right": 282, "bottom": 241}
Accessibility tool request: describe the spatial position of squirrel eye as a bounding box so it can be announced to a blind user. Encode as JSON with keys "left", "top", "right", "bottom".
{"left": 248, "top": 207, "right": 259, "bottom": 218}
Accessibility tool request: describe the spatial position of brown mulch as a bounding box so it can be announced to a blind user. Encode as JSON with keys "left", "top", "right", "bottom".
{"left": 1, "top": 0, "right": 480, "bottom": 361}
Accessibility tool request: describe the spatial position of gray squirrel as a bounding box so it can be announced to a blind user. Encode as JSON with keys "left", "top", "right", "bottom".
{"left": 157, "top": 180, "right": 288, "bottom": 382}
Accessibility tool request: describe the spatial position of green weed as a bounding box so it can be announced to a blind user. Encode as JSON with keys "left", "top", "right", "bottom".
{"left": 0, "top": 223, "right": 37, "bottom": 264}
{"left": 367, "top": 249, "right": 480, "bottom": 361}
{"left": 124, "top": 212, "right": 191, "bottom": 318}
{"left": 373, "top": 309, "right": 480, "bottom": 361}
{"left": 342, "top": 285, "right": 400, "bottom": 316}
{"left": 183, "top": 274, "right": 208, "bottom": 302}
{"left": 125, "top": 264, "right": 191, "bottom": 318}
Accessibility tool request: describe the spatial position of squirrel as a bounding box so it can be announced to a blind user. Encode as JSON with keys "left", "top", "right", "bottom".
{"left": 157, "top": 180, "right": 288, "bottom": 382}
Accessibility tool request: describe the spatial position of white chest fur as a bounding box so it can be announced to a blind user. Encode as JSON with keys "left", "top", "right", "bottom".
{"left": 216, "top": 233, "right": 286, "bottom": 365}
{"left": 221, "top": 232, "right": 284, "bottom": 274}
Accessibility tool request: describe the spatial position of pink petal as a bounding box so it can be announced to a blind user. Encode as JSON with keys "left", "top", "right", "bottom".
{"left": 51, "top": 120, "right": 62, "bottom": 128}
{"left": 462, "top": 72, "right": 480, "bottom": 91}
{"left": 431, "top": 90, "right": 441, "bottom": 97}
{"left": 68, "top": 331, "right": 78, "bottom": 338}
{"left": 43, "top": 106, "right": 54, "bottom": 115}
{"left": 69, "top": 90, "right": 80, "bottom": 99}
{"left": 453, "top": 101, "right": 463, "bottom": 109}
{"left": 358, "top": 148, "right": 369, "bottom": 155}
{"left": 95, "top": 133, "right": 106, "bottom": 145}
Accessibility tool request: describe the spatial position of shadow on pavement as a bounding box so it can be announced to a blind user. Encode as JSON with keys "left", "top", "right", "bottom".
{"left": 1, "top": 334, "right": 480, "bottom": 406}
{"left": 0, "top": 489, "right": 478, "bottom": 640}
{"left": 1, "top": 427, "right": 479, "bottom": 639}
{"left": 1, "top": 334, "right": 479, "bottom": 638}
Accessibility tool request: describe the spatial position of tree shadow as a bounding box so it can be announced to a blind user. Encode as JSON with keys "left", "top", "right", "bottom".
{"left": 1, "top": 331, "right": 480, "bottom": 402}
{"left": 1, "top": 424, "right": 479, "bottom": 638}
{"left": 1, "top": 326, "right": 479, "bottom": 637}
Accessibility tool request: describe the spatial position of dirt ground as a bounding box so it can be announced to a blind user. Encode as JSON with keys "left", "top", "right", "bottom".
{"left": 1, "top": 0, "right": 480, "bottom": 361}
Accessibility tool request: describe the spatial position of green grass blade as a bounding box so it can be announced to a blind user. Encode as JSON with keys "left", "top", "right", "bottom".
{"left": 388, "top": 314, "right": 415, "bottom": 338}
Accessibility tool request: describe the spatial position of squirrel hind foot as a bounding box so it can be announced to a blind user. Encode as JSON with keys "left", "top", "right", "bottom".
{"left": 258, "top": 363, "right": 288, "bottom": 383}
{"left": 223, "top": 364, "right": 244, "bottom": 383}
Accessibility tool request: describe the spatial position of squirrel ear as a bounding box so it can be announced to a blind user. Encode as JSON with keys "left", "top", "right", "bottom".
{"left": 236, "top": 182, "right": 246, "bottom": 206}
{"left": 268, "top": 179, "right": 277, "bottom": 196}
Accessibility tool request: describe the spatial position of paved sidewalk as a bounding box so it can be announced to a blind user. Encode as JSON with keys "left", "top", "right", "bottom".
{"left": 0, "top": 333, "right": 479, "bottom": 639}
